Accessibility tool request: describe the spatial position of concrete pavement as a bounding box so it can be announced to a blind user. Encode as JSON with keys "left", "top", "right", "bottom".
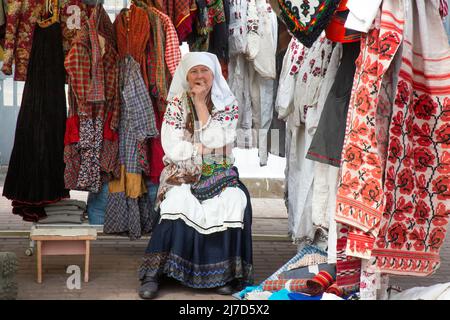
{"left": 0, "top": 177, "right": 449, "bottom": 299}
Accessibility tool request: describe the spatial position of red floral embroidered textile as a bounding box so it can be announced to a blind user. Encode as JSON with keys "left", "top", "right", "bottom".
{"left": 335, "top": 0, "right": 404, "bottom": 260}
{"left": 372, "top": 0, "right": 450, "bottom": 276}
{"left": 335, "top": 223, "right": 361, "bottom": 295}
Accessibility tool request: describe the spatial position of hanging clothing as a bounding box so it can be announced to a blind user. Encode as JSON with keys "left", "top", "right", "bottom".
{"left": 60, "top": 1, "right": 92, "bottom": 58}
{"left": 134, "top": 0, "right": 182, "bottom": 185}
{"left": 228, "top": 0, "right": 252, "bottom": 148}
{"left": 248, "top": 1, "right": 278, "bottom": 166}
{"left": 312, "top": 163, "right": 340, "bottom": 263}
{"left": 275, "top": 37, "right": 307, "bottom": 120}
{"left": 245, "top": 0, "right": 259, "bottom": 61}
{"left": 174, "top": 0, "right": 197, "bottom": 42}
{"left": 325, "top": 1, "right": 362, "bottom": 43}
{"left": 228, "top": 54, "right": 253, "bottom": 148}
{"left": 148, "top": 6, "right": 181, "bottom": 78}
{"left": 273, "top": 0, "right": 341, "bottom": 48}
{"left": 334, "top": 0, "right": 404, "bottom": 261}
{"left": 308, "top": 44, "right": 342, "bottom": 258}
{"left": 228, "top": 0, "right": 248, "bottom": 56}
{"left": 150, "top": 3, "right": 185, "bottom": 183}
{"left": 1, "top": 0, "right": 44, "bottom": 80}
{"left": 276, "top": 38, "right": 307, "bottom": 236}
{"left": 63, "top": 6, "right": 120, "bottom": 192}
{"left": 146, "top": 0, "right": 196, "bottom": 42}
{"left": 188, "top": 0, "right": 228, "bottom": 61}
{"left": 291, "top": 36, "right": 335, "bottom": 247}
{"left": 104, "top": 56, "right": 159, "bottom": 240}
{"left": 344, "top": 0, "right": 382, "bottom": 33}
{"left": 2, "top": 22, "right": 69, "bottom": 217}
{"left": 115, "top": 4, "right": 151, "bottom": 88}
{"left": 277, "top": 35, "right": 335, "bottom": 244}
{"left": 268, "top": 41, "right": 288, "bottom": 158}
{"left": 372, "top": 0, "right": 450, "bottom": 276}
{"left": 1, "top": 0, "right": 90, "bottom": 81}
{"left": 306, "top": 41, "right": 361, "bottom": 167}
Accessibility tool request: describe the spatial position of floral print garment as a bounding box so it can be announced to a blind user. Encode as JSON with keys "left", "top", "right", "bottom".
{"left": 2, "top": 0, "right": 43, "bottom": 80}
{"left": 372, "top": 0, "right": 450, "bottom": 276}
{"left": 335, "top": 0, "right": 404, "bottom": 260}
{"left": 2, "top": 0, "right": 89, "bottom": 81}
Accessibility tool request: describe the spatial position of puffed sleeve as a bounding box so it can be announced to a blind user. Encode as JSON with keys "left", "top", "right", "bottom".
{"left": 161, "top": 96, "right": 198, "bottom": 162}
{"left": 199, "top": 102, "right": 239, "bottom": 149}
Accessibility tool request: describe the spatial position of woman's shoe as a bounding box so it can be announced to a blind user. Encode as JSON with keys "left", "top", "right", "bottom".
{"left": 138, "top": 277, "right": 159, "bottom": 300}
{"left": 215, "top": 284, "right": 234, "bottom": 295}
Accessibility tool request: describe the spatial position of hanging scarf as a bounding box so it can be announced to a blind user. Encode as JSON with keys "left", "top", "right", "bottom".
{"left": 275, "top": 0, "right": 341, "bottom": 48}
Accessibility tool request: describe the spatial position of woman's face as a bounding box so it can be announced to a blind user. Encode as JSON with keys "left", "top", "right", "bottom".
{"left": 187, "top": 65, "right": 214, "bottom": 91}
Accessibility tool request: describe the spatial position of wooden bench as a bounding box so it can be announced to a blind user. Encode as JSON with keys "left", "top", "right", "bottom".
{"left": 30, "top": 228, "right": 97, "bottom": 284}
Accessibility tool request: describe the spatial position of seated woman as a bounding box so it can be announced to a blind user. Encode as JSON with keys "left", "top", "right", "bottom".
{"left": 138, "top": 52, "right": 253, "bottom": 299}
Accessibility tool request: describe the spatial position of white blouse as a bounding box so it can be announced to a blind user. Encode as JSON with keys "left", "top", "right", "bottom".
{"left": 159, "top": 93, "right": 248, "bottom": 235}
{"left": 161, "top": 93, "right": 239, "bottom": 163}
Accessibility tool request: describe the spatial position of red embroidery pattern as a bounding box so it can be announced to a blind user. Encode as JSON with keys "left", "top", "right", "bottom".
{"left": 164, "top": 97, "right": 185, "bottom": 130}
{"left": 335, "top": 4, "right": 404, "bottom": 259}
{"left": 372, "top": 2, "right": 450, "bottom": 275}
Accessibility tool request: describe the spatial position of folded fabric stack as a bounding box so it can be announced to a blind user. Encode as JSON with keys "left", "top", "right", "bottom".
{"left": 262, "top": 265, "right": 341, "bottom": 297}
{"left": 37, "top": 200, "right": 87, "bottom": 224}
{"left": 236, "top": 245, "right": 347, "bottom": 300}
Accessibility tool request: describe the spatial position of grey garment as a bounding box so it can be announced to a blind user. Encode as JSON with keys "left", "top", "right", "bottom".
{"left": 44, "top": 206, "right": 83, "bottom": 213}
{"left": 279, "top": 263, "right": 336, "bottom": 280}
{"left": 229, "top": 55, "right": 253, "bottom": 149}
{"left": 38, "top": 214, "right": 83, "bottom": 224}
{"left": 45, "top": 199, "right": 87, "bottom": 211}
{"left": 306, "top": 41, "right": 361, "bottom": 167}
{"left": 248, "top": 63, "right": 275, "bottom": 166}
{"left": 268, "top": 48, "right": 288, "bottom": 158}
{"left": 43, "top": 210, "right": 83, "bottom": 216}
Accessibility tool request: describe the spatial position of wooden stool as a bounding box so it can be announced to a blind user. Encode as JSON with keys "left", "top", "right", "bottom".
{"left": 30, "top": 228, "right": 97, "bottom": 284}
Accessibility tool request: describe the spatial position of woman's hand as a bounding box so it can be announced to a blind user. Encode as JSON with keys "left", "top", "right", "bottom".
{"left": 190, "top": 80, "right": 209, "bottom": 107}
{"left": 190, "top": 81, "right": 211, "bottom": 127}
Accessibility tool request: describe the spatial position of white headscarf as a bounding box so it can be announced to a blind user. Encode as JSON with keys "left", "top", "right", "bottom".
{"left": 167, "top": 52, "right": 236, "bottom": 111}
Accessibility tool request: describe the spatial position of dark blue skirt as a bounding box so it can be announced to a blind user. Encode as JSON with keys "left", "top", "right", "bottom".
{"left": 139, "top": 181, "right": 253, "bottom": 289}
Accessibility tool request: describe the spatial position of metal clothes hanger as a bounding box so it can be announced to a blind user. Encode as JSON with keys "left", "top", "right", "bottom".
{"left": 38, "top": 0, "right": 59, "bottom": 28}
